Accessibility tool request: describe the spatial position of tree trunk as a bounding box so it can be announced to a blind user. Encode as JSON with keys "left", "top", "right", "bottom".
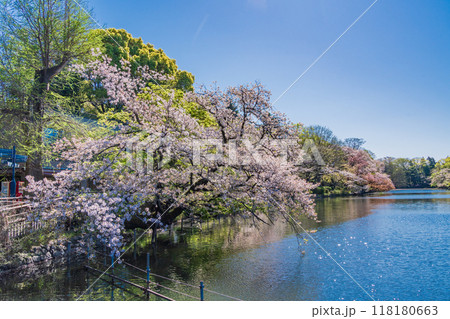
{"left": 25, "top": 83, "right": 45, "bottom": 181}
{"left": 27, "top": 145, "right": 44, "bottom": 181}
{"left": 25, "top": 69, "right": 57, "bottom": 181}
{"left": 151, "top": 224, "right": 157, "bottom": 246}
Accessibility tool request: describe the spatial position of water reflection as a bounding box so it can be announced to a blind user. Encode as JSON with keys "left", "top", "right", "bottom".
{"left": 0, "top": 189, "right": 449, "bottom": 300}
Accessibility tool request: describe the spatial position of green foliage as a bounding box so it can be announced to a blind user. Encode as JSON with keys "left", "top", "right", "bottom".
{"left": 314, "top": 186, "right": 352, "bottom": 197}
{"left": 382, "top": 157, "right": 436, "bottom": 188}
{"left": 298, "top": 125, "right": 347, "bottom": 169}
{"left": 319, "top": 172, "right": 354, "bottom": 196}
{"left": 97, "top": 110, "right": 132, "bottom": 128}
{"left": 430, "top": 157, "right": 450, "bottom": 189}
{"left": 91, "top": 28, "right": 195, "bottom": 91}
{"left": 69, "top": 29, "right": 198, "bottom": 121}
{"left": 0, "top": 0, "right": 99, "bottom": 86}
{"left": 0, "top": 0, "right": 98, "bottom": 178}
{"left": 434, "top": 157, "right": 450, "bottom": 170}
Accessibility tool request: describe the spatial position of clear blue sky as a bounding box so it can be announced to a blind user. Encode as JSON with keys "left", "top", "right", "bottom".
{"left": 89, "top": 0, "right": 450, "bottom": 160}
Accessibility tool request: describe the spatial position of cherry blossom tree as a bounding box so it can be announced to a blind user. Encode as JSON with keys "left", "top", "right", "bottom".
{"left": 344, "top": 147, "right": 395, "bottom": 192}
{"left": 297, "top": 125, "right": 394, "bottom": 195}
{"left": 26, "top": 55, "right": 316, "bottom": 254}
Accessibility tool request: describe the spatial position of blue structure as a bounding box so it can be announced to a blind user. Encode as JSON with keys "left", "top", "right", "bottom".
{"left": 0, "top": 148, "right": 28, "bottom": 167}
{"left": 0, "top": 146, "right": 26, "bottom": 197}
{"left": 10, "top": 146, "right": 16, "bottom": 197}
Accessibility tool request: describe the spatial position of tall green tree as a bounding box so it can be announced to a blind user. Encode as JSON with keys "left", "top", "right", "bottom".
{"left": 74, "top": 28, "right": 196, "bottom": 122}
{"left": 93, "top": 28, "right": 194, "bottom": 91}
{"left": 0, "top": 0, "right": 95, "bottom": 180}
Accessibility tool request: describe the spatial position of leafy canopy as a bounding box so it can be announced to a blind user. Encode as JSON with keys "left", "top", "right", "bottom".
{"left": 91, "top": 28, "right": 194, "bottom": 91}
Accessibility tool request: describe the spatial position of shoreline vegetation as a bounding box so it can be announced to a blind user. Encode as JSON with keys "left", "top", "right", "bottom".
{"left": 0, "top": 0, "right": 449, "bottom": 284}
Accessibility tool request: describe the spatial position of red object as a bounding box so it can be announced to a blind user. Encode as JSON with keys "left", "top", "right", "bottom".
{"left": 16, "top": 181, "right": 24, "bottom": 197}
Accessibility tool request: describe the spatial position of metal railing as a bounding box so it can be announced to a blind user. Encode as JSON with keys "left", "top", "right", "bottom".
{"left": 87, "top": 246, "right": 242, "bottom": 301}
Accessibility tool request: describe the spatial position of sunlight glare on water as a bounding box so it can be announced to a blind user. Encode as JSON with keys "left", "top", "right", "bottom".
{"left": 1, "top": 189, "right": 449, "bottom": 301}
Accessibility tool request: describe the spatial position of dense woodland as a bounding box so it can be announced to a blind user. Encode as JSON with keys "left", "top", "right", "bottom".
{"left": 382, "top": 157, "right": 450, "bottom": 189}
{"left": 0, "top": 0, "right": 448, "bottom": 253}
{"left": 382, "top": 157, "right": 436, "bottom": 188}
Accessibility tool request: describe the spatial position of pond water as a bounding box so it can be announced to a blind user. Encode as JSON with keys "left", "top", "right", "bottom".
{"left": 0, "top": 189, "right": 449, "bottom": 301}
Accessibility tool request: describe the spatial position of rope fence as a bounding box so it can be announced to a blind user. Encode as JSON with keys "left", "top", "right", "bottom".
{"left": 87, "top": 246, "right": 242, "bottom": 301}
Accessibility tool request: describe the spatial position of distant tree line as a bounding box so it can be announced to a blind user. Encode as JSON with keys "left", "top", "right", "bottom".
{"left": 381, "top": 156, "right": 450, "bottom": 189}
{"left": 298, "top": 125, "right": 394, "bottom": 196}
